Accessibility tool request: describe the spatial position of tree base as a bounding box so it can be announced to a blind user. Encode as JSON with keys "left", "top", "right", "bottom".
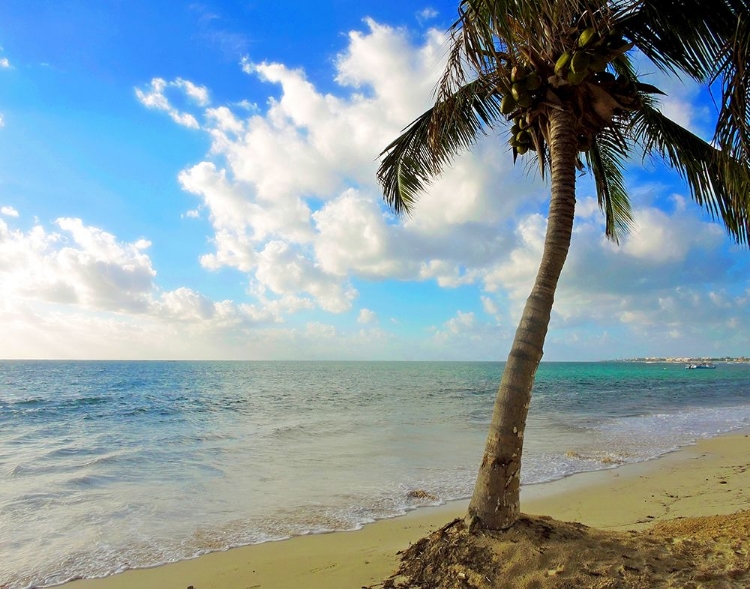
{"left": 370, "top": 511, "right": 750, "bottom": 589}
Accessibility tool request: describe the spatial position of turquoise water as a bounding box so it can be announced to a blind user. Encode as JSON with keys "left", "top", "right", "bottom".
{"left": 1, "top": 361, "right": 749, "bottom": 587}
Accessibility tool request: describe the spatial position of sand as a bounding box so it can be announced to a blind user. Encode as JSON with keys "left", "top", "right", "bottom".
{"left": 61, "top": 433, "right": 750, "bottom": 589}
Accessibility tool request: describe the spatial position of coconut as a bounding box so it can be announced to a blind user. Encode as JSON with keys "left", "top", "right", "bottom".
{"left": 511, "top": 82, "right": 526, "bottom": 101}
{"left": 555, "top": 51, "right": 572, "bottom": 74}
{"left": 517, "top": 93, "right": 533, "bottom": 108}
{"left": 500, "top": 94, "right": 517, "bottom": 115}
{"left": 570, "top": 51, "right": 591, "bottom": 75}
{"left": 578, "top": 27, "right": 598, "bottom": 48}
{"left": 516, "top": 130, "right": 531, "bottom": 144}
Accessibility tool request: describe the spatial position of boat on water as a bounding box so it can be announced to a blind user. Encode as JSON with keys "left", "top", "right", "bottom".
{"left": 686, "top": 362, "right": 717, "bottom": 370}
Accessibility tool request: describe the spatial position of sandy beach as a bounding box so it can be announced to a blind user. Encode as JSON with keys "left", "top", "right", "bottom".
{"left": 61, "top": 432, "right": 750, "bottom": 589}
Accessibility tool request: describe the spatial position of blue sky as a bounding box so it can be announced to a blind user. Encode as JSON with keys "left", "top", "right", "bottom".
{"left": 0, "top": 1, "right": 747, "bottom": 360}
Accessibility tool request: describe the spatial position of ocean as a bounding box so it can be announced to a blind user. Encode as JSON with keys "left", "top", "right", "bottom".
{"left": 2, "top": 360, "right": 749, "bottom": 588}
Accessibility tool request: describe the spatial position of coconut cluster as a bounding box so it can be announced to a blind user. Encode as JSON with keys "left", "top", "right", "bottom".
{"left": 500, "top": 25, "right": 635, "bottom": 156}
{"left": 554, "top": 27, "right": 632, "bottom": 86}
{"left": 500, "top": 66, "right": 543, "bottom": 155}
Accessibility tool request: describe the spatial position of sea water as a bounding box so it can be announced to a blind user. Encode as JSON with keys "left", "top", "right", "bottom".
{"left": 1, "top": 360, "right": 749, "bottom": 588}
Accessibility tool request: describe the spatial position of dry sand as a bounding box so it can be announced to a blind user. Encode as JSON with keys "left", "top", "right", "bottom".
{"left": 61, "top": 433, "right": 750, "bottom": 589}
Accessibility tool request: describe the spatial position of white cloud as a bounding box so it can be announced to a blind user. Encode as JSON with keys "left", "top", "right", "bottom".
{"left": 169, "top": 21, "right": 524, "bottom": 312}
{"left": 417, "top": 8, "right": 439, "bottom": 22}
{"left": 446, "top": 310, "right": 475, "bottom": 333}
{"left": 357, "top": 308, "right": 377, "bottom": 324}
{"left": 154, "top": 287, "right": 218, "bottom": 321}
{"left": 233, "top": 99, "right": 257, "bottom": 111}
{"left": 462, "top": 183, "right": 749, "bottom": 358}
{"left": 428, "top": 310, "right": 509, "bottom": 358}
{"left": 255, "top": 241, "right": 357, "bottom": 313}
{"left": 0, "top": 57, "right": 9, "bottom": 68}
{"left": 313, "top": 190, "right": 408, "bottom": 278}
{"left": 205, "top": 106, "right": 244, "bottom": 134}
{"left": 135, "top": 78, "right": 202, "bottom": 129}
{"left": 173, "top": 77, "right": 210, "bottom": 106}
{"left": 404, "top": 146, "right": 523, "bottom": 232}
{"left": 305, "top": 321, "right": 337, "bottom": 339}
{"left": 660, "top": 99, "right": 697, "bottom": 129}
{"left": 432, "top": 310, "right": 477, "bottom": 345}
{"left": 620, "top": 205, "right": 724, "bottom": 263}
{"left": 0, "top": 215, "right": 305, "bottom": 360}
{"left": 1, "top": 206, "right": 19, "bottom": 217}
{"left": 171, "top": 20, "right": 554, "bottom": 318}
{"left": 481, "top": 295, "right": 501, "bottom": 322}
{"left": 0, "top": 217, "right": 155, "bottom": 313}
{"left": 481, "top": 213, "right": 546, "bottom": 300}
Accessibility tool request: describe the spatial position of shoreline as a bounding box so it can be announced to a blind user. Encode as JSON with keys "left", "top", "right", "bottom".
{"left": 59, "top": 430, "right": 750, "bottom": 589}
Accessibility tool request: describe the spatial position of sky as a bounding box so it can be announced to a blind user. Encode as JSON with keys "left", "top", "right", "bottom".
{"left": 0, "top": 1, "right": 747, "bottom": 361}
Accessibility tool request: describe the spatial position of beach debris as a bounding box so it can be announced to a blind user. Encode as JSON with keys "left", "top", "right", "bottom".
{"left": 564, "top": 450, "right": 625, "bottom": 465}
{"left": 407, "top": 489, "right": 438, "bottom": 501}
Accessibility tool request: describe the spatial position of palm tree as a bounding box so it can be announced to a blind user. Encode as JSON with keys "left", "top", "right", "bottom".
{"left": 377, "top": 0, "right": 750, "bottom": 530}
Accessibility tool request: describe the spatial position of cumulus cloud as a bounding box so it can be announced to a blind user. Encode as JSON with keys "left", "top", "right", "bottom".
{"left": 432, "top": 310, "right": 477, "bottom": 345}
{"left": 620, "top": 205, "right": 724, "bottom": 263}
{"left": 0, "top": 57, "right": 9, "bottom": 68}
{"left": 428, "top": 309, "right": 509, "bottom": 359}
{"left": 357, "top": 308, "right": 377, "bottom": 324}
{"left": 153, "top": 287, "right": 218, "bottom": 322}
{"left": 1, "top": 206, "right": 19, "bottom": 217}
{"left": 446, "top": 310, "right": 475, "bottom": 333}
{"left": 312, "top": 190, "right": 411, "bottom": 278}
{"left": 0, "top": 216, "right": 289, "bottom": 342}
{"left": 152, "top": 20, "right": 555, "bottom": 319}
{"left": 255, "top": 240, "right": 357, "bottom": 312}
{"left": 153, "top": 21, "right": 525, "bottom": 313}
{"left": 0, "top": 217, "right": 156, "bottom": 312}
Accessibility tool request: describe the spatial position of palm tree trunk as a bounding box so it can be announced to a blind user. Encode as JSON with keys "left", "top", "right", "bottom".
{"left": 466, "top": 107, "right": 579, "bottom": 530}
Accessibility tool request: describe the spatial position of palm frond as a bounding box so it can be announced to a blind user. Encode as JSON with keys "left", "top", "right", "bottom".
{"left": 435, "top": 24, "right": 472, "bottom": 104}
{"left": 585, "top": 127, "right": 633, "bottom": 242}
{"left": 714, "top": 7, "right": 750, "bottom": 166}
{"left": 377, "top": 77, "right": 504, "bottom": 214}
{"left": 617, "top": 0, "right": 739, "bottom": 81}
{"left": 632, "top": 104, "right": 750, "bottom": 244}
{"left": 455, "top": 0, "right": 610, "bottom": 74}
{"left": 608, "top": 48, "right": 635, "bottom": 80}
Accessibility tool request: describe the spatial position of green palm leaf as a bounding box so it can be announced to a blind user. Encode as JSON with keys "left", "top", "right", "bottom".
{"left": 618, "top": 0, "right": 739, "bottom": 80}
{"left": 585, "top": 128, "right": 633, "bottom": 242}
{"left": 378, "top": 77, "right": 504, "bottom": 214}
{"left": 632, "top": 104, "right": 750, "bottom": 244}
{"left": 714, "top": 6, "right": 750, "bottom": 165}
